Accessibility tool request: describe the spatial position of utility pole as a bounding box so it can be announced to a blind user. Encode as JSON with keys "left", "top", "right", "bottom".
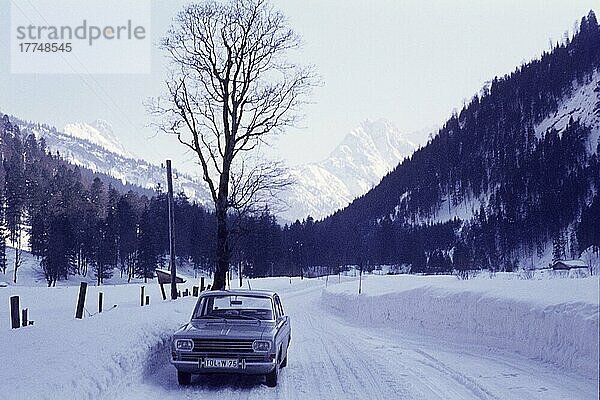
{"left": 166, "top": 160, "right": 177, "bottom": 300}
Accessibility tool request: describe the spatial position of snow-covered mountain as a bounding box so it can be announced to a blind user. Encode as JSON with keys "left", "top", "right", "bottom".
{"left": 63, "top": 120, "right": 133, "bottom": 159}
{"left": 15, "top": 119, "right": 213, "bottom": 206}
{"left": 419, "top": 70, "right": 600, "bottom": 227}
{"left": 282, "top": 119, "right": 417, "bottom": 222}
{"left": 14, "top": 116, "right": 418, "bottom": 221}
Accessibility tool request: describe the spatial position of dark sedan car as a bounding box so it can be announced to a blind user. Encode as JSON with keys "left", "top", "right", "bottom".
{"left": 171, "top": 289, "right": 291, "bottom": 387}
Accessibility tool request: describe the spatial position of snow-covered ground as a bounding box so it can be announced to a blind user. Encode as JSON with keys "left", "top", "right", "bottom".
{"left": 322, "top": 274, "right": 599, "bottom": 379}
{"left": 1, "top": 271, "right": 598, "bottom": 399}
{"left": 0, "top": 248, "right": 212, "bottom": 288}
{"left": 0, "top": 283, "right": 195, "bottom": 399}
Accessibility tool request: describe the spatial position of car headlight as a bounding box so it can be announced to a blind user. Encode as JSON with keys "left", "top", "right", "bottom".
{"left": 175, "top": 339, "right": 194, "bottom": 351}
{"left": 252, "top": 340, "right": 271, "bottom": 352}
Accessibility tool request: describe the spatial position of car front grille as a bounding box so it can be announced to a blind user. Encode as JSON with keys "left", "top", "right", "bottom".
{"left": 180, "top": 354, "right": 266, "bottom": 362}
{"left": 192, "top": 339, "right": 254, "bottom": 353}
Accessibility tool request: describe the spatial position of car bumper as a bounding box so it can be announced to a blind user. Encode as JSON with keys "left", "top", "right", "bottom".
{"left": 171, "top": 357, "right": 277, "bottom": 375}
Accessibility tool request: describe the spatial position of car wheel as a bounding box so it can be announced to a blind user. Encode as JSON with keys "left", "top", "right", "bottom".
{"left": 281, "top": 338, "right": 290, "bottom": 368}
{"left": 265, "top": 360, "right": 279, "bottom": 387}
{"left": 177, "top": 371, "right": 192, "bottom": 385}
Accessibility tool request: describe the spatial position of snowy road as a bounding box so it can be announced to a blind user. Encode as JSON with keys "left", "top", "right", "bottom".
{"left": 116, "top": 281, "right": 598, "bottom": 400}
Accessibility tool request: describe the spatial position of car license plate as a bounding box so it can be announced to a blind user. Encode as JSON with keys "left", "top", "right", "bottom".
{"left": 201, "top": 358, "right": 239, "bottom": 369}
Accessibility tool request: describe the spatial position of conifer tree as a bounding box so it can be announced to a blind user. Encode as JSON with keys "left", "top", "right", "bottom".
{"left": 4, "top": 135, "right": 26, "bottom": 283}
{"left": 137, "top": 205, "right": 158, "bottom": 282}
{"left": 0, "top": 194, "right": 7, "bottom": 275}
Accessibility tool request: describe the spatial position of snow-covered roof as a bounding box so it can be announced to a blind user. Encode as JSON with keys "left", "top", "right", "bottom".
{"left": 551, "top": 259, "right": 588, "bottom": 269}
{"left": 155, "top": 268, "right": 187, "bottom": 284}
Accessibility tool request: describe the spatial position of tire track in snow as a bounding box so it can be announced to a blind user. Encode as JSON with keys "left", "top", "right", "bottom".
{"left": 303, "top": 300, "right": 411, "bottom": 400}
{"left": 121, "top": 283, "right": 413, "bottom": 399}
{"left": 114, "top": 281, "right": 598, "bottom": 400}
{"left": 413, "top": 349, "right": 501, "bottom": 400}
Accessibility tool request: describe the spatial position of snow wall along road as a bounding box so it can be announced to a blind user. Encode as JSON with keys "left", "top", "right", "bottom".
{"left": 321, "top": 275, "right": 599, "bottom": 379}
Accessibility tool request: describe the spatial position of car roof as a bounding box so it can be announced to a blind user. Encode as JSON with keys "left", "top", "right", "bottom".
{"left": 199, "top": 289, "right": 277, "bottom": 298}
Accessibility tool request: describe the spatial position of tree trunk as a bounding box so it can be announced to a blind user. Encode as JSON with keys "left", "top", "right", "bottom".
{"left": 13, "top": 246, "right": 18, "bottom": 283}
{"left": 213, "top": 204, "right": 228, "bottom": 290}
{"left": 13, "top": 236, "right": 21, "bottom": 284}
{"left": 128, "top": 256, "right": 133, "bottom": 282}
{"left": 212, "top": 156, "right": 231, "bottom": 291}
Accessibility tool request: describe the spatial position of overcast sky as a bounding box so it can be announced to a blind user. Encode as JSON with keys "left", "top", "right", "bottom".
{"left": 0, "top": 0, "right": 597, "bottom": 173}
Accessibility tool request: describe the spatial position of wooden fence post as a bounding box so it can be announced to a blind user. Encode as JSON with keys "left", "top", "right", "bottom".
{"left": 21, "top": 308, "right": 28, "bottom": 327}
{"left": 358, "top": 268, "right": 362, "bottom": 294}
{"left": 200, "top": 277, "right": 205, "bottom": 291}
{"left": 193, "top": 286, "right": 199, "bottom": 297}
{"left": 145, "top": 295, "right": 150, "bottom": 306}
{"left": 140, "top": 286, "right": 145, "bottom": 307}
{"left": 10, "top": 296, "right": 20, "bottom": 329}
{"left": 75, "top": 282, "right": 87, "bottom": 319}
{"left": 98, "top": 292, "right": 103, "bottom": 313}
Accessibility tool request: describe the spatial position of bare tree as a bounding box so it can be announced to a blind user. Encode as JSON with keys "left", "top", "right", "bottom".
{"left": 151, "top": 0, "right": 317, "bottom": 290}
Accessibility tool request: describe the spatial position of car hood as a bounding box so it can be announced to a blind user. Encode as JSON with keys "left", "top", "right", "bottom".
{"left": 175, "top": 320, "right": 275, "bottom": 340}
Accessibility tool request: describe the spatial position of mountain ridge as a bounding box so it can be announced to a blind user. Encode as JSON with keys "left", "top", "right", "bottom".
{"left": 9, "top": 115, "right": 418, "bottom": 223}
{"left": 7, "top": 116, "right": 214, "bottom": 206}
{"left": 63, "top": 120, "right": 134, "bottom": 159}
{"left": 281, "top": 118, "right": 416, "bottom": 221}
{"left": 286, "top": 11, "right": 600, "bottom": 273}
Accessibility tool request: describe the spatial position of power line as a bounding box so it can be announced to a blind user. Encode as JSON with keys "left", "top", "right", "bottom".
{"left": 12, "top": 0, "right": 166, "bottom": 162}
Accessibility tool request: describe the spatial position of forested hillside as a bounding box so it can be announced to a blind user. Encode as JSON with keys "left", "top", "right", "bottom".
{"left": 2, "top": 13, "right": 598, "bottom": 283}
{"left": 286, "top": 11, "right": 600, "bottom": 274}
{"left": 0, "top": 114, "right": 286, "bottom": 285}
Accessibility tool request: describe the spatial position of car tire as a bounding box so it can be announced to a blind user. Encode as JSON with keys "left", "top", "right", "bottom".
{"left": 281, "top": 338, "right": 290, "bottom": 368}
{"left": 177, "top": 371, "right": 192, "bottom": 385}
{"left": 281, "top": 352, "right": 288, "bottom": 368}
{"left": 265, "top": 362, "right": 279, "bottom": 387}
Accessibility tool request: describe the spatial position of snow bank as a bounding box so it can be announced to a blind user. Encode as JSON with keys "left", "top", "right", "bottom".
{"left": 322, "top": 275, "right": 599, "bottom": 379}
{"left": 0, "top": 275, "right": 321, "bottom": 399}
{"left": 0, "top": 283, "right": 196, "bottom": 400}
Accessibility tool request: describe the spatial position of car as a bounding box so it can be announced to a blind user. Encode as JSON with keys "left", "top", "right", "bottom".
{"left": 170, "top": 289, "right": 291, "bottom": 387}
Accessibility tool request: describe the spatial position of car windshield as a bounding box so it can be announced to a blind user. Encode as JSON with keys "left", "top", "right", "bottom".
{"left": 193, "top": 295, "right": 274, "bottom": 321}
